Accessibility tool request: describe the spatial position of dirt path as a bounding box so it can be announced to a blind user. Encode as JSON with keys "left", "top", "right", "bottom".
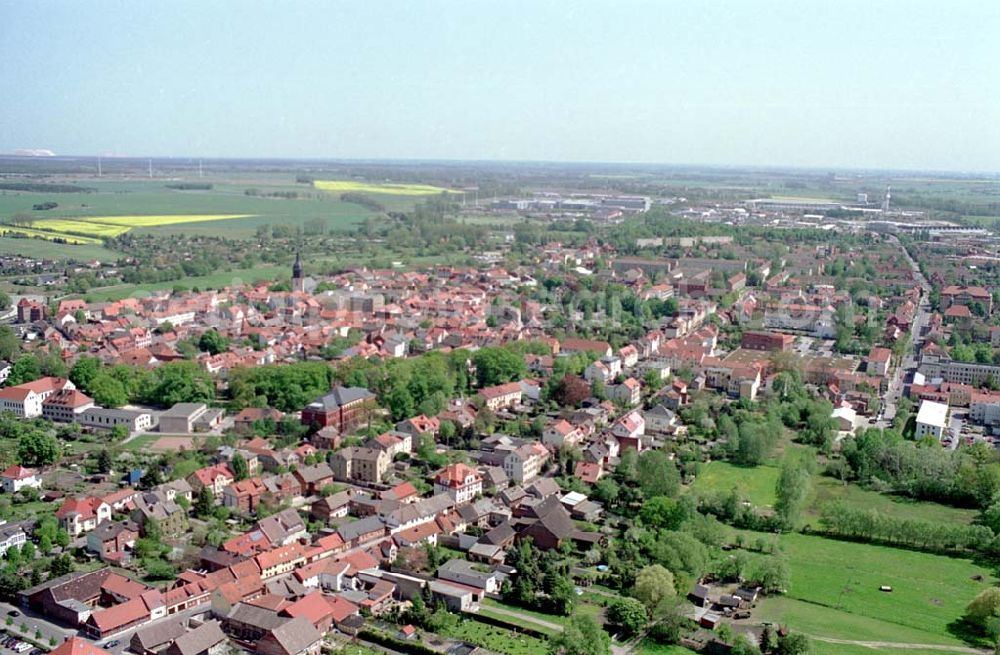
{"left": 808, "top": 635, "right": 989, "bottom": 654}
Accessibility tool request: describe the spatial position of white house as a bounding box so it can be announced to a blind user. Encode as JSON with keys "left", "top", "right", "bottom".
{"left": 433, "top": 463, "right": 483, "bottom": 504}
{"left": 542, "top": 419, "right": 583, "bottom": 448}
{"left": 644, "top": 404, "right": 678, "bottom": 435}
{"left": 0, "top": 521, "right": 26, "bottom": 556}
{"left": 915, "top": 400, "right": 949, "bottom": 440}
{"left": 0, "top": 465, "right": 41, "bottom": 493}
{"left": 831, "top": 405, "right": 857, "bottom": 434}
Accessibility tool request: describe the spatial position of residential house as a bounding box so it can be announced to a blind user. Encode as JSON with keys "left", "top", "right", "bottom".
{"left": 542, "top": 419, "right": 583, "bottom": 448}
{"left": 1, "top": 464, "right": 41, "bottom": 493}
{"left": 503, "top": 443, "right": 548, "bottom": 484}
{"left": 223, "top": 478, "right": 267, "bottom": 514}
{"left": 188, "top": 464, "right": 235, "bottom": 497}
{"left": 56, "top": 496, "right": 112, "bottom": 537}
{"left": 331, "top": 447, "right": 389, "bottom": 484}
{"left": 477, "top": 382, "right": 522, "bottom": 411}
{"left": 433, "top": 463, "right": 482, "bottom": 504}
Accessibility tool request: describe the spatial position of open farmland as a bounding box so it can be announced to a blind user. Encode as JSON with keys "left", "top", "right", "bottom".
{"left": 757, "top": 533, "right": 994, "bottom": 650}
{"left": 30, "top": 218, "right": 131, "bottom": 237}
{"left": 0, "top": 225, "right": 102, "bottom": 244}
{"left": 83, "top": 213, "right": 253, "bottom": 227}
{"left": 0, "top": 176, "right": 397, "bottom": 243}
{"left": 314, "top": 179, "right": 460, "bottom": 195}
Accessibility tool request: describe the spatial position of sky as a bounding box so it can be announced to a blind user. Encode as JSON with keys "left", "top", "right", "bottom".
{"left": 1, "top": 1, "right": 999, "bottom": 171}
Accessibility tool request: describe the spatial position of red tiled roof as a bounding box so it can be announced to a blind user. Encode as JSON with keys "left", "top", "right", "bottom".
{"left": 49, "top": 638, "right": 111, "bottom": 655}
{"left": 1, "top": 464, "right": 35, "bottom": 480}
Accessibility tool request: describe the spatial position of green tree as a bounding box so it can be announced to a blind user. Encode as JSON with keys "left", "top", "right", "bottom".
{"left": 732, "top": 635, "right": 762, "bottom": 655}
{"left": 69, "top": 356, "right": 101, "bottom": 391}
{"left": 194, "top": 486, "right": 214, "bottom": 518}
{"left": 231, "top": 453, "right": 249, "bottom": 481}
{"left": 633, "top": 565, "right": 676, "bottom": 616}
{"left": 639, "top": 497, "right": 685, "bottom": 530}
{"left": 776, "top": 633, "right": 811, "bottom": 655}
{"left": 0, "top": 326, "right": 20, "bottom": 362}
{"left": 473, "top": 346, "right": 527, "bottom": 387}
{"left": 142, "top": 361, "right": 214, "bottom": 406}
{"left": 7, "top": 356, "right": 41, "bottom": 386}
{"left": 97, "top": 449, "right": 113, "bottom": 474}
{"left": 548, "top": 614, "right": 610, "bottom": 655}
{"left": 606, "top": 597, "right": 648, "bottom": 636}
{"left": 967, "top": 588, "right": 1000, "bottom": 633}
{"left": 198, "top": 329, "right": 230, "bottom": 355}
{"left": 774, "top": 453, "right": 812, "bottom": 529}
{"left": 637, "top": 450, "right": 681, "bottom": 498}
{"left": 90, "top": 373, "right": 129, "bottom": 407}
{"left": 17, "top": 430, "right": 61, "bottom": 466}
{"left": 48, "top": 554, "right": 74, "bottom": 577}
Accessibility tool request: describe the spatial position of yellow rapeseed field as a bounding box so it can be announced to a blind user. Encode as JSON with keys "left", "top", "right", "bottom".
{"left": 0, "top": 226, "right": 102, "bottom": 244}
{"left": 79, "top": 214, "right": 253, "bottom": 227}
{"left": 0, "top": 214, "right": 257, "bottom": 247}
{"left": 32, "top": 219, "right": 131, "bottom": 237}
{"left": 314, "top": 180, "right": 458, "bottom": 196}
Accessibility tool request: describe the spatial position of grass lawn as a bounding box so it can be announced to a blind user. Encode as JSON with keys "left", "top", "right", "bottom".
{"left": 80, "top": 263, "right": 286, "bottom": 301}
{"left": 635, "top": 642, "right": 699, "bottom": 655}
{"left": 688, "top": 461, "right": 779, "bottom": 507}
{"left": 806, "top": 476, "right": 978, "bottom": 526}
{"left": 441, "top": 618, "right": 549, "bottom": 655}
{"left": 474, "top": 607, "right": 560, "bottom": 637}
{"left": 481, "top": 597, "right": 606, "bottom": 627}
{"left": 757, "top": 533, "right": 994, "bottom": 647}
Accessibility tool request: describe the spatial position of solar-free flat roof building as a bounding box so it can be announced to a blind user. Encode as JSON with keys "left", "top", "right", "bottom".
{"left": 915, "top": 400, "right": 949, "bottom": 440}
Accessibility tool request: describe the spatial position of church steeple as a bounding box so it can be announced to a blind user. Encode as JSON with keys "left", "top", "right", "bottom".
{"left": 292, "top": 251, "right": 304, "bottom": 293}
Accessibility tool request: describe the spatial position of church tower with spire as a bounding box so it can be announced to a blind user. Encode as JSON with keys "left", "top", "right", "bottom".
{"left": 292, "top": 251, "right": 304, "bottom": 293}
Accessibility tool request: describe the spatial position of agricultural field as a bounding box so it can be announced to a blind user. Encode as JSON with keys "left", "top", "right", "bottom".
{"left": 313, "top": 179, "right": 459, "bottom": 196}
{"left": 0, "top": 236, "right": 118, "bottom": 261}
{"left": 0, "top": 175, "right": 404, "bottom": 245}
{"left": 30, "top": 218, "right": 131, "bottom": 237}
{"left": 0, "top": 225, "right": 102, "bottom": 244}
{"left": 758, "top": 533, "right": 994, "bottom": 650}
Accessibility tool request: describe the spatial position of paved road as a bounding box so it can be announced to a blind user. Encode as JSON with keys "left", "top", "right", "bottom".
{"left": 877, "top": 236, "right": 932, "bottom": 431}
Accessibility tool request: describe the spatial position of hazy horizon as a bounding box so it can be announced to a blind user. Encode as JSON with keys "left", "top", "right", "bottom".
{"left": 2, "top": 0, "right": 998, "bottom": 172}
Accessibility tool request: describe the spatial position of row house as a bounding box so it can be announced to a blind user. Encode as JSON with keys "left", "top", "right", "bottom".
{"left": 477, "top": 382, "right": 523, "bottom": 411}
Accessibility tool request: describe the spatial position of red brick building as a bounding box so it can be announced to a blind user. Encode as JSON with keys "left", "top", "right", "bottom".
{"left": 740, "top": 330, "right": 794, "bottom": 352}
{"left": 301, "top": 386, "right": 376, "bottom": 432}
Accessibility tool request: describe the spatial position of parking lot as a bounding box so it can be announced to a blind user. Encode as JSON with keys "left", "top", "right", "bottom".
{"left": 0, "top": 603, "right": 75, "bottom": 654}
